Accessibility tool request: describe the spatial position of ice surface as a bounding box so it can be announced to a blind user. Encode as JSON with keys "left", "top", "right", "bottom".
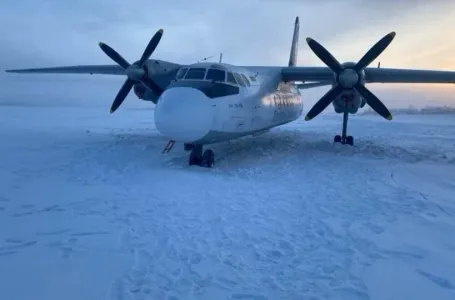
{"left": 1, "top": 97, "right": 455, "bottom": 300}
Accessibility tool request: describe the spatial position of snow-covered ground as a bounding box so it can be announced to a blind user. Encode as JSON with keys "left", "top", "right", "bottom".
{"left": 1, "top": 98, "right": 455, "bottom": 300}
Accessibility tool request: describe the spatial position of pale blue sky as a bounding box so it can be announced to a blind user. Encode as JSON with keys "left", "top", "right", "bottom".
{"left": 1, "top": 0, "right": 454, "bottom": 108}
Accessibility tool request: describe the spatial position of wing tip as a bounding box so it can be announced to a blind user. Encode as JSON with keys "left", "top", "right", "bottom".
{"left": 386, "top": 114, "right": 393, "bottom": 120}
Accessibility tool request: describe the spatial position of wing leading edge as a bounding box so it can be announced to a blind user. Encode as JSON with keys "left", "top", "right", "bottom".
{"left": 364, "top": 67, "right": 455, "bottom": 84}
{"left": 281, "top": 66, "right": 455, "bottom": 84}
{"left": 5, "top": 64, "right": 125, "bottom": 75}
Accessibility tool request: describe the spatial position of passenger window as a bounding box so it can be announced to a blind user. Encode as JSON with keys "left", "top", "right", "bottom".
{"left": 249, "top": 76, "right": 256, "bottom": 82}
{"left": 241, "top": 74, "right": 250, "bottom": 87}
{"left": 226, "top": 72, "right": 237, "bottom": 85}
{"left": 233, "top": 72, "right": 246, "bottom": 87}
{"left": 175, "top": 68, "right": 188, "bottom": 80}
{"left": 184, "top": 68, "right": 206, "bottom": 80}
{"left": 205, "top": 69, "right": 226, "bottom": 82}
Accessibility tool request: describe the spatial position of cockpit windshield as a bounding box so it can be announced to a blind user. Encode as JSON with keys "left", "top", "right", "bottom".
{"left": 175, "top": 68, "right": 188, "bottom": 80}
{"left": 205, "top": 69, "right": 225, "bottom": 82}
{"left": 175, "top": 65, "right": 252, "bottom": 88}
{"left": 185, "top": 68, "right": 206, "bottom": 80}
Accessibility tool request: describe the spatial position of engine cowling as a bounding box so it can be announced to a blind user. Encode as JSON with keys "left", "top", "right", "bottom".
{"left": 132, "top": 61, "right": 181, "bottom": 105}
{"left": 133, "top": 83, "right": 159, "bottom": 104}
{"left": 332, "top": 89, "right": 363, "bottom": 113}
{"left": 331, "top": 61, "right": 366, "bottom": 113}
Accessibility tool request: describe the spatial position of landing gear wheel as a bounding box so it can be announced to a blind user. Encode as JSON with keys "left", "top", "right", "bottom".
{"left": 189, "top": 146, "right": 203, "bottom": 166}
{"left": 345, "top": 136, "right": 354, "bottom": 146}
{"left": 188, "top": 145, "right": 214, "bottom": 168}
{"left": 334, "top": 135, "right": 342, "bottom": 143}
{"left": 202, "top": 149, "right": 215, "bottom": 168}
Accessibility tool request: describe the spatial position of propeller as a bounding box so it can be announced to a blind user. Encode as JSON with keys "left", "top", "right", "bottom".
{"left": 304, "top": 32, "right": 396, "bottom": 121}
{"left": 98, "top": 29, "right": 164, "bottom": 113}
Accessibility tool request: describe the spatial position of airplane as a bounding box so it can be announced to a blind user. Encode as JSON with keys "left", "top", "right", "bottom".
{"left": 5, "top": 16, "right": 455, "bottom": 168}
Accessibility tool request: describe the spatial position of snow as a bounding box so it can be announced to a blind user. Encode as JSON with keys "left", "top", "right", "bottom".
{"left": 1, "top": 97, "right": 455, "bottom": 300}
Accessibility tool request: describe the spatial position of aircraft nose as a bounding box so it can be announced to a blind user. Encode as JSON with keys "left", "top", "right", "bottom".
{"left": 155, "top": 87, "right": 214, "bottom": 143}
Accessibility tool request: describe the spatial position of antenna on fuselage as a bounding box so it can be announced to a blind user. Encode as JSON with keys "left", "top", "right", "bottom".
{"left": 197, "top": 55, "right": 214, "bottom": 63}
{"left": 197, "top": 52, "right": 224, "bottom": 64}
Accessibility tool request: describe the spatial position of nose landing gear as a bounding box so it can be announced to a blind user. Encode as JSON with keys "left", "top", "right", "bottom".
{"left": 188, "top": 144, "right": 215, "bottom": 168}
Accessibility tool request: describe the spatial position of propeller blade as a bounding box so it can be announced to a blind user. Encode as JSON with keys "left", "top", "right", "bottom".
{"left": 140, "top": 77, "right": 163, "bottom": 96}
{"left": 110, "top": 78, "right": 134, "bottom": 113}
{"left": 139, "top": 29, "right": 164, "bottom": 66}
{"left": 305, "top": 85, "right": 343, "bottom": 121}
{"left": 99, "top": 42, "right": 131, "bottom": 69}
{"left": 355, "top": 32, "right": 396, "bottom": 71}
{"left": 306, "top": 38, "right": 343, "bottom": 73}
{"left": 354, "top": 84, "right": 392, "bottom": 120}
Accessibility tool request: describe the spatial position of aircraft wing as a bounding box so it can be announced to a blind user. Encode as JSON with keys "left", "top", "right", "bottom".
{"left": 281, "top": 67, "right": 333, "bottom": 82}
{"left": 364, "top": 68, "right": 455, "bottom": 84}
{"left": 297, "top": 82, "right": 332, "bottom": 89}
{"left": 281, "top": 66, "right": 455, "bottom": 84}
{"left": 5, "top": 64, "right": 125, "bottom": 75}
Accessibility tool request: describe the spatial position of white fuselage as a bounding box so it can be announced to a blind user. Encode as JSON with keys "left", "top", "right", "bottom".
{"left": 154, "top": 63, "right": 303, "bottom": 145}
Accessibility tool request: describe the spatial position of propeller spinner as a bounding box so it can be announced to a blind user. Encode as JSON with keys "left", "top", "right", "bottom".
{"left": 304, "top": 32, "right": 396, "bottom": 121}
{"left": 98, "top": 29, "right": 164, "bottom": 113}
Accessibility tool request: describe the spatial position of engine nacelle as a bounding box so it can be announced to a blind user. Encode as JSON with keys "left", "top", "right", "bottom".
{"left": 331, "top": 61, "right": 366, "bottom": 113}
{"left": 133, "top": 83, "right": 159, "bottom": 104}
{"left": 332, "top": 89, "right": 362, "bottom": 114}
{"left": 131, "top": 60, "right": 181, "bottom": 105}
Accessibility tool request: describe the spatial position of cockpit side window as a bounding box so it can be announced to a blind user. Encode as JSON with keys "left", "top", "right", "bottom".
{"left": 240, "top": 74, "right": 250, "bottom": 87}
{"left": 205, "top": 69, "right": 226, "bottom": 82}
{"left": 175, "top": 68, "right": 188, "bottom": 80}
{"left": 226, "top": 72, "right": 237, "bottom": 85}
{"left": 233, "top": 72, "right": 246, "bottom": 87}
{"left": 184, "top": 68, "right": 206, "bottom": 80}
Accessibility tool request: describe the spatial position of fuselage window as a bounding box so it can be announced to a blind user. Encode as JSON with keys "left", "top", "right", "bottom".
{"left": 205, "top": 68, "right": 226, "bottom": 82}
{"left": 226, "top": 72, "right": 237, "bottom": 85}
{"left": 240, "top": 74, "right": 250, "bottom": 87}
{"left": 233, "top": 72, "right": 246, "bottom": 87}
{"left": 175, "top": 68, "right": 188, "bottom": 80}
{"left": 184, "top": 68, "right": 206, "bottom": 80}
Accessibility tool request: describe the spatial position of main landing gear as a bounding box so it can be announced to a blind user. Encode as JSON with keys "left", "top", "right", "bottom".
{"left": 185, "top": 143, "right": 215, "bottom": 168}
{"left": 334, "top": 111, "right": 354, "bottom": 146}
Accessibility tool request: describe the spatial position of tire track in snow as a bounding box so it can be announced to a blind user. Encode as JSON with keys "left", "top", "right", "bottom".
{"left": 390, "top": 169, "right": 452, "bottom": 217}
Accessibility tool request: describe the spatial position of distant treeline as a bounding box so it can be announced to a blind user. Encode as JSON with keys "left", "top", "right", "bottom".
{"left": 359, "top": 105, "right": 455, "bottom": 115}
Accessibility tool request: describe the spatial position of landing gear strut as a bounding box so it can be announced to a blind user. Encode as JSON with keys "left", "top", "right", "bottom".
{"left": 184, "top": 143, "right": 196, "bottom": 151}
{"left": 188, "top": 144, "right": 215, "bottom": 168}
{"left": 334, "top": 112, "right": 354, "bottom": 146}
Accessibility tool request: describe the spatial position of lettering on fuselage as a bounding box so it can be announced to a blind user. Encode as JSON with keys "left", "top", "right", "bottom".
{"left": 228, "top": 103, "right": 244, "bottom": 109}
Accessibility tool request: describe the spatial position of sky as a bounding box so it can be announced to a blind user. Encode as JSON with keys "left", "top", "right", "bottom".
{"left": 1, "top": 0, "right": 455, "bottom": 109}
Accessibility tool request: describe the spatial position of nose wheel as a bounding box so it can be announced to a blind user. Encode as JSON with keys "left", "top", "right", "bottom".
{"left": 334, "top": 112, "right": 354, "bottom": 146}
{"left": 188, "top": 144, "right": 215, "bottom": 168}
{"left": 334, "top": 135, "right": 354, "bottom": 145}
